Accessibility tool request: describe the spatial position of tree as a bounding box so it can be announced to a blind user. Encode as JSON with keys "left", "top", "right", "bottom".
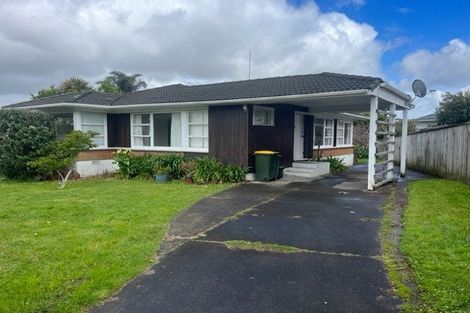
{"left": 436, "top": 91, "right": 470, "bottom": 125}
{"left": 96, "top": 79, "right": 122, "bottom": 93}
{"left": 395, "top": 120, "right": 416, "bottom": 136}
{"left": 31, "top": 77, "right": 92, "bottom": 99}
{"left": 59, "top": 77, "right": 92, "bottom": 93}
{"left": 97, "top": 71, "right": 147, "bottom": 93}
{"left": 28, "top": 131, "right": 96, "bottom": 188}
{"left": 31, "top": 85, "right": 61, "bottom": 99}
{"left": 0, "top": 110, "right": 56, "bottom": 179}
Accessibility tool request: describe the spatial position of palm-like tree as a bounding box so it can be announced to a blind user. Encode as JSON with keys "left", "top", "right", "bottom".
{"left": 59, "top": 77, "right": 92, "bottom": 93}
{"left": 97, "top": 71, "right": 147, "bottom": 93}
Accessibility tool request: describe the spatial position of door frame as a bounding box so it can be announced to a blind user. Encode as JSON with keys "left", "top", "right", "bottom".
{"left": 293, "top": 111, "right": 315, "bottom": 161}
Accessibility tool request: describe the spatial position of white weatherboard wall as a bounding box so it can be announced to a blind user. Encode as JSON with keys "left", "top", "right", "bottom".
{"left": 75, "top": 160, "right": 117, "bottom": 177}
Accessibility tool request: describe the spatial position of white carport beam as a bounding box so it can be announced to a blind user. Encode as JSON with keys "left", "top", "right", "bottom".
{"left": 400, "top": 108, "right": 408, "bottom": 176}
{"left": 367, "top": 96, "right": 378, "bottom": 190}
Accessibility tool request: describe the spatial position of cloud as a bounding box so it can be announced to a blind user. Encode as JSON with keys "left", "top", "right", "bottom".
{"left": 395, "top": 39, "right": 470, "bottom": 117}
{"left": 0, "top": 0, "right": 384, "bottom": 105}
{"left": 399, "top": 39, "right": 470, "bottom": 90}
{"left": 335, "top": 0, "right": 366, "bottom": 8}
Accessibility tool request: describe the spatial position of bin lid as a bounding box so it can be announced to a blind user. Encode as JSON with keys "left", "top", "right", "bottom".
{"left": 254, "top": 150, "right": 279, "bottom": 155}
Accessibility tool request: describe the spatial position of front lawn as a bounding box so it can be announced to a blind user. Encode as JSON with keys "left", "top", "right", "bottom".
{"left": 401, "top": 179, "right": 470, "bottom": 312}
{"left": 0, "top": 179, "right": 228, "bottom": 312}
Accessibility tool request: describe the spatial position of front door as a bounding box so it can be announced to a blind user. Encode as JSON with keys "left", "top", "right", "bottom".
{"left": 293, "top": 113, "right": 305, "bottom": 160}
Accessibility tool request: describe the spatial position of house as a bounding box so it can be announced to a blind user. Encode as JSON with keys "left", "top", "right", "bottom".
{"left": 413, "top": 113, "right": 437, "bottom": 131}
{"left": 4, "top": 72, "right": 412, "bottom": 190}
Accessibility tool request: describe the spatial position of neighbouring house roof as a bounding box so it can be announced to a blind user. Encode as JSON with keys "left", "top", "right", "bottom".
{"left": 4, "top": 72, "right": 384, "bottom": 109}
{"left": 413, "top": 113, "right": 437, "bottom": 122}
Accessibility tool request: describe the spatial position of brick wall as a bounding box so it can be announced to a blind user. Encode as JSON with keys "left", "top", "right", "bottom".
{"left": 77, "top": 149, "right": 207, "bottom": 161}
{"left": 313, "top": 146, "right": 353, "bottom": 158}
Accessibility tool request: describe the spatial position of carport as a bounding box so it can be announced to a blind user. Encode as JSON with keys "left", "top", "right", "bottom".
{"left": 284, "top": 82, "right": 412, "bottom": 190}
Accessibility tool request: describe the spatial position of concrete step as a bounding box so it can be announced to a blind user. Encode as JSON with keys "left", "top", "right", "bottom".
{"left": 283, "top": 169, "right": 319, "bottom": 178}
{"left": 283, "top": 161, "right": 330, "bottom": 179}
{"left": 292, "top": 162, "right": 320, "bottom": 169}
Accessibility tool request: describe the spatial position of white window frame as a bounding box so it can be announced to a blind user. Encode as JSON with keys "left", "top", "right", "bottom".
{"left": 253, "top": 106, "right": 275, "bottom": 126}
{"left": 323, "top": 119, "right": 334, "bottom": 147}
{"left": 337, "top": 120, "right": 345, "bottom": 146}
{"left": 187, "top": 110, "right": 208, "bottom": 149}
{"left": 75, "top": 111, "right": 107, "bottom": 148}
{"left": 313, "top": 118, "right": 335, "bottom": 148}
{"left": 130, "top": 110, "right": 208, "bottom": 153}
{"left": 336, "top": 120, "right": 353, "bottom": 147}
{"left": 131, "top": 113, "right": 153, "bottom": 148}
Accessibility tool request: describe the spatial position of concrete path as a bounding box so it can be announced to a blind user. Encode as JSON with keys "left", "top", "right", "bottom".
{"left": 95, "top": 166, "right": 407, "bottom": 313}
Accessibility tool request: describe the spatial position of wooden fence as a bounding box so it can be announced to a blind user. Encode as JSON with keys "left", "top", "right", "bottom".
{"left": 394, "top": 123, "right": 470, "bottom": 184}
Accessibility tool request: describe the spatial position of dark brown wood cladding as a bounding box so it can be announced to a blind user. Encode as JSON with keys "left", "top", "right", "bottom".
{"left": 303, "top": 114, "right": 314, "bottom": 159}
{"left": 248, "top": 104, "right": 307, "bottom": 168}
{"left": 107, "top": 113, "right": 131, "bottom": 147}
{"left": 208, "top": 105, "right": 249, "bottom": 166}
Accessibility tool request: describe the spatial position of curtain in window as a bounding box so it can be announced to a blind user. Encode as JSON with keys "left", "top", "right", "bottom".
{"left": 171, "top": 113, "right": 181, "bottom": 147}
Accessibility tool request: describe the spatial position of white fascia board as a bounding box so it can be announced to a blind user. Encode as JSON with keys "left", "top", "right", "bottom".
{"left": 10, "top": 89, "right": 371, "bottom": 111}
{"left": 373, "top": 83, "right": 412, "bottom": 109}
{"left": 339, "top": 112, "right": 369, "bottom": 120}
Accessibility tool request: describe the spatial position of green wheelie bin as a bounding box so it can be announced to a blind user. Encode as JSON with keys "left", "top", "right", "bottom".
{"left": 254, "top": 150, "right": 280, "bottom": 181}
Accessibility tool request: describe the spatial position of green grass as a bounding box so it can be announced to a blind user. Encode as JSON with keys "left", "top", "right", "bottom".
{"left": 355, "top": 158, "right": 369, "bottom": 165}
{"left": 401, "top": 179, "right": 470, "bottom": 312}
{"left": 223, "top": 240, "right": 303, "bottom": 253}
{"left": 0, "top": 178, "right": 229, "bottom": 312}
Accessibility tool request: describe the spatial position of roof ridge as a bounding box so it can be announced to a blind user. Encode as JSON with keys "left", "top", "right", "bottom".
{"left": 320, "top": 72, "right": 382, "bottom": 81}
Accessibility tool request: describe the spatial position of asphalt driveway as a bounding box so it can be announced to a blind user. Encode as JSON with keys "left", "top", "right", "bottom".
{"left": 95, "top": 166, "right": 401, "bottom": 313}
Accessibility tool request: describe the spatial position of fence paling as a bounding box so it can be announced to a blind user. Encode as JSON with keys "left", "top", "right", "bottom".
{"left": 394, "top": 123, "right": 470, "bottom": 184}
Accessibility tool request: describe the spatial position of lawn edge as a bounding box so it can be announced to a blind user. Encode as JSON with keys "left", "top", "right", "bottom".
{"left": 380, "top": 183, "right": 423, "bottom": 312}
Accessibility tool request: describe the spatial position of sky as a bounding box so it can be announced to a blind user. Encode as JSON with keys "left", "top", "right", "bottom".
{"left": 1, "top": 0, "right": 469, "bottom": 117}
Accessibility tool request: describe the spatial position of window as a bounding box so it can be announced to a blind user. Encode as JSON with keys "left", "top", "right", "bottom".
{"left": 81, "top": 112, "right": 106, "bottom": 146}
{"left": 132, "top": 114, "right": 151, "bottom": 147}
{"left": 314, "top": 118, "right": 324, "bottom": 147}
{"left": 153, "top": 113, "right": 181, "bottom": 147}
{"left": 130, "top": 111, "right": 207, "bottom": 151}
{"left": 52, "top": 113, "right": 73, "bottom": 139}
{"left": 253, "top": 106, "right": 274, "bottom": 126}
{"left": 313, "top": 118, "right": 334, "bottom": 147}
{"left": 188, "top": 111, "right": 208, "bottom": 148}
{"left": 336, "top": 120, "right": 352, "bottom": 146}
{"left": 324, "top": 119, "right": 334, "bottom": 146}
{"left": 337, "top": 121, "right": 345, "bottom": 145}
{"left": 344, "top": 121, "right": 352, "bottom": 145}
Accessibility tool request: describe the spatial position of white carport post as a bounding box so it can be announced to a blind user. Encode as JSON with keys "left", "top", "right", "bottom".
{"left": 367, "top": 96, "right": 378, "bottom": 190}
{"left": 400, "top": 108, "right": 408, "bottom": 176}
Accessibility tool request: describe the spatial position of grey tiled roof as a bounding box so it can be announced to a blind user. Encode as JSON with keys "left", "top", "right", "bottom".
{"left": 5, "top": 72, "right": 383, "bottom": 108}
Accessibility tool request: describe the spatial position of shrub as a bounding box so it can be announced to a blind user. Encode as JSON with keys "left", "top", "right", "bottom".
{"left": 353, "top": 144, "right": 368, "bottom": 159}
{"left": 0, "top": 109, "right": 56, "bottom": 179}
{"left": 192, "top": 157, "right": 245, "bottom": 184}
{"left": 154, "top": 154, "right": 186, "bottom": 179}
{"left": 113, "top": 152, "right": 245, "bottom": 184}
{"left": 322, "top": 156, "right": 347, "bottom": 174}
{"left": 28, "top": 131, "right": 96, "bottom": 188}
{"left": 113, "top": 150, "right": 158, "bottom": 179}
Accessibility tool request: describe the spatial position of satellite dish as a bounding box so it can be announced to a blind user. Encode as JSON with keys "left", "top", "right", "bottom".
{"left": 412, "top": 79, "right": 427, "bottom": 98}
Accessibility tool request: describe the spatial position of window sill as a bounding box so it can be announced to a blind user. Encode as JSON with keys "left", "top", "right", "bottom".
{"left": 253, "top": 123, "right": 275, "bottom": 127}
{"left": 130, "top": 146, "right": 209, "bottom": 153}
